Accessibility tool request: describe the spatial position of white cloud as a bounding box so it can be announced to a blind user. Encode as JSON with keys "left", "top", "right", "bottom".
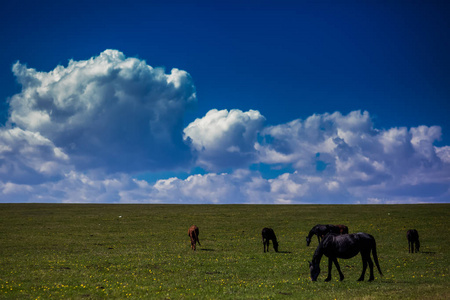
{"left": 0, "top": 49, "right": 448, "bottom": 204}
{"left": 256, "top": 110, "right": 450, "bottom": 203}
{"left": 436, "top": 146, "right": 450, "bottom": 163}
{"left": 0, "top": 127, "right": 70, "bottom": 184}
{"left": 183, "top": 109, "right": 265, "bottom": 170}
{"left": 9, "top": 49, "right": 196, "bottom": 172}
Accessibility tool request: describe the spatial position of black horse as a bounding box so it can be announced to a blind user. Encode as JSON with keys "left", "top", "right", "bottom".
{"left": 309, "top": 232, "right": 383, "bottom": 282}
{"left": 306, "top": 224, "right": 349, "bottom": 246}
{"left": 262, "top": 227, "right": 279, "bottom": 253}
{"left": 407, "top": 229, "right": 420, "bottom": 253}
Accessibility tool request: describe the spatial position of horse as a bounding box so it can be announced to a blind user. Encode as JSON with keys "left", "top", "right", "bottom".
{"left": 407, "top": 229, "right": 420, "bottom": 253}
{"left": 306, "top": 224, "right": 349, "bottom": 246}
{"left": 188, "top": 225, "right": 201, "bottom": 250}
{"left": 309, "top": 232, "right": 383, "bottom": 282}
{"left": 262, "top": 227, "right": 279, "bottom": 253}
{"left": 335, "top": 224, "right": 349, "bottom": 234}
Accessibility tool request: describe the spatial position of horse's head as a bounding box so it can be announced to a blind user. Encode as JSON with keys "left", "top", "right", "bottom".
{"left": 309, "top": 261, "right": 321, "bottom": 281}
{"left": 306, "top": 236, "right": 311, "bottom": 246}
{"left": 273, "top": 240, "right": 279, "bottom": 252}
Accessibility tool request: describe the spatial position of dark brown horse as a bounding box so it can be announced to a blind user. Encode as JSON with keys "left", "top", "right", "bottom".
{"left": 188, "top": 225, "right": 201, "bottom": 250}
{"left": 262, "top": 227, "right": 279, "bottom": 252}
{"left": 309, "top": 232, "right": 382, "bottom": 282}
{"left": 335, "top": 224, "right": 349, "bottom": 234}
{"left": 407, "top": 229, "right": 420, "bottom": 253}
{"left": 306, "top": 224, "right": 349, "bottom": 246}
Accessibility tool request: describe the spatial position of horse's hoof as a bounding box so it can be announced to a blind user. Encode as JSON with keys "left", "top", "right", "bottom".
{"left": 339, "top": 277, "right": 344, "bottom": 281}
{"left": 325, "top": 278, "right": 331, "bottom": 282}
{"left": 357, "top": 278, "right": 364, "bottom": 281}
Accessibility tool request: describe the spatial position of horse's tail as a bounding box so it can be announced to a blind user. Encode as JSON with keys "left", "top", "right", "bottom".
{"left": 372, "top": 238, "right": 383, "bottom": 276}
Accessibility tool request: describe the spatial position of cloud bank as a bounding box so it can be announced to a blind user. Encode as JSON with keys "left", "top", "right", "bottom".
{"left": 1, "top": 50, "right": 449, "bottom": 203}
{"left": 256, "top": 111, "right": 450, "bottom": 203}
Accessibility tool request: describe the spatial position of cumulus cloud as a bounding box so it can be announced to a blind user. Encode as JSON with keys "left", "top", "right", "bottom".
{"left": 183, "top": 109, "right": 265, "bottom": 170}
{"left": 0, "top": 127, "right": 70, "bottom": 184}
{"left": 256, "top": 110, "right": 450, "bottom": 203}
{"left": 9, "top": 49, "right": 196, "bottom": 172}
{"left": 1, "top": 106, "right": 449, "bottom": 204}
{"left": 0, "top": 49, "right": 448, "bottom": 204}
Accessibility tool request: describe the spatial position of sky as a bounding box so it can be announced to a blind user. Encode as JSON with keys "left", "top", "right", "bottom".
{"left": 0, "top": 0, "right": 449, "bottom": 204}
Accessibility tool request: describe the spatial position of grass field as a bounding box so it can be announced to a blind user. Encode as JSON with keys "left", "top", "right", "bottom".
{"left": 0, "top": 204, "right": 449, "bottom": 299}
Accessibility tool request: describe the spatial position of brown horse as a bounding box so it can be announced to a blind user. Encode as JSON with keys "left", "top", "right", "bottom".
{"left": 335, "top": 224, "right": 349, "bottom": 234}
{"left": 188, "top": 225, "right": 201, "bottom": 250}
{"left": 407, "top": 229, "right": 420, "bottom": 253}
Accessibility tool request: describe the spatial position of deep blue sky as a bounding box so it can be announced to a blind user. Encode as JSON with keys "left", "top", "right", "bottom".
{"left": 1, "top": 0, "right": 449, "bottom": 143}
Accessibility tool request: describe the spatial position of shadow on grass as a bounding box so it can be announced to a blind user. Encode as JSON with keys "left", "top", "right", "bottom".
{"left": 200, "top": 248, "right": 215, "bottom": 251}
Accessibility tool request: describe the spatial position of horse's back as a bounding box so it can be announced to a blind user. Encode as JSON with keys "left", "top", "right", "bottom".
{"left": 315, "top": 224, "right": 329, "bottom": 235}
{"left": 407, "top": 229, "right": 419, "bottom": 240}
{"left": 324, "top": 232, "right": 375, "bottom": 258}
{"left": 352, "top": 232, "right": 376, "bottom": 243}
{"left": 262, "top": 227, "right": 275, "bottom": 239}
{"left": 189, "top": 225, "right": 199, "bottom": 236}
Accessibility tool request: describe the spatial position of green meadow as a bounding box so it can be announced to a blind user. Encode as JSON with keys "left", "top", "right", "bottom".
{"left": 0, "top": 204, "right": 448, "bottom": 299}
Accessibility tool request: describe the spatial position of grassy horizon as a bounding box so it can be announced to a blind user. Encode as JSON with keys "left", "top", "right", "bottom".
{"left": 0, "top": 204, "right": 449, "bottom": 299}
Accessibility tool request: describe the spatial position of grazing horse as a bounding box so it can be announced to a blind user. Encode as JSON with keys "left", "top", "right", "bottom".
{"left": 306, "top": 224, "right": 349, "bottom": 246}
{"left": 188, "top": 225, "right": 201, "bottom": 250}
{"left": 407, "top": 229, "right": 420, "bottom": 253}
{"left": 262, "top": 227, "right": 279, "bottom": 253}
{"left": 309, "top": 232, "right": 383, "bottom": 282}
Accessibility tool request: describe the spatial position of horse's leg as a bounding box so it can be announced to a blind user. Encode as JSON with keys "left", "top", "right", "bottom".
{"left": 358, "top": 253, "right": 369, "bottom": 281}
{"left": 317, "top": 235, "right": 321, "bottom": 244}
{"left": 325, "top": 257, "right": 333, "bottom": 281}
{"left": 409, "top": 241, "right": 412, "bottom": 253}
{"left": 332, "top": 257, "right": 345, "bottom": 281}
